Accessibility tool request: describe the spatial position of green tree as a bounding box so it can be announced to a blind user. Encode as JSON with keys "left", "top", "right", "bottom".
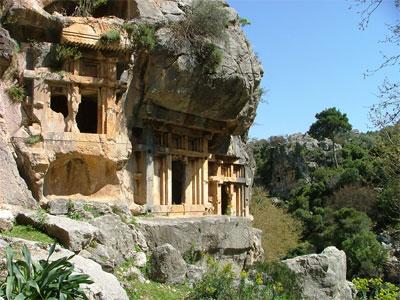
{"left": 342, "top": 231, "right": 387, "bottom": 278}
{"left": 308, "top": 107, "right": 352, "bottom": 168}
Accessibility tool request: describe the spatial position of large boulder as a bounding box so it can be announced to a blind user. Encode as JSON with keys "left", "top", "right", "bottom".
{"left": 137, "top": 216, "right": 263, "bottom": 271}
{"left": 0, "top": 237, "right": 129, "bottom": 300}
{"left": 282, "top": 247, "right": 354, "bottom": 300}
{"left": 149, "top": 243, "right": 187, "bottom": 284}
{"left": 16, "top": 211, "right": 98, "bottom": 252}
{"left": 87, "top": 214, "right": 147, "bottom": 270}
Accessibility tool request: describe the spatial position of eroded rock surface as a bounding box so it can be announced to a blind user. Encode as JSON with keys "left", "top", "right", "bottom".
{"left": 282, "top": 247, "right": 354, "bottom": 300}
{"left": 137, "top": 216, "right": 264, "bottom": 270}
{"left": 16, "top": 211, "right": 98, "bottom": 252}
{"left": 149, "top": 243, "right": 188, "bottom": 284}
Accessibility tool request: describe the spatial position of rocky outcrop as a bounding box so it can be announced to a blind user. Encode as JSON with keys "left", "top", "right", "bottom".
{"left": 0, "top": 237, "right": 129, "bottom": 300}
{"left": 282, "top": 247, "right": 354, "bottom": 300}
{"left": 137, "top": 216, "right": 263, "bottom": 270}
{"left": 87, "top": 214, "right": 146, "bottom": 270}
{"left": 16, "top": 211, "right": 98, "bottom": 252}
{"left": 149, "top": 243, "right": 188, "bottom": 284}
{"left": 253, "top": 133, "right": 341, "bottom": 198}
{"left": 0, "top": 85, "right": 37, "bottom": 210}
{"left": 0, "top": 27, "right": 17, "bottom": 77}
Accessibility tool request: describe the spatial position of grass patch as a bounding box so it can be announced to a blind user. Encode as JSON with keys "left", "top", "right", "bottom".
{"left": 125, "top": 281, "right": 191, "bottom": 300}
{"left": 100, "top": 29, "right": 121, "bottom": 44}
{"left": 251, "top": 186, "right": 303, "bottom": 261}
{"left": 1, "top": 225, "right": 54, "bottom": 244}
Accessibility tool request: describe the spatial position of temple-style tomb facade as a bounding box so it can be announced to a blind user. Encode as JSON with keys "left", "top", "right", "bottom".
{"left": 20, "top": 16, "right": 250, "bottom": 218}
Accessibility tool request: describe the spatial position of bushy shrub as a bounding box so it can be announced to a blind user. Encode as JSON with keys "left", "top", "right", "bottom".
{"left": 0, "top": 244, "right": 92, "bottom": 299}
{"left": 253, "top": 261, "right": 302, "bottom": 299}
{"left": 173, "top": 0, "right": 229, "bottom": 41}
{"left": 378, "top": 180, "right": 400, "bottom": 227}
{"left": 100, "top": 29, "right": 121, "bottom": 43}
{"left": 327, "top": 184, "right": 378, "bottom": 217}
{"left": 194, "top": 42, "right": 223, "bottom": 74}
{"left": 6, "top": 84, "right": 25, "bottom": 103}
{"left": 352, "top": 277, "right": 399, "bottom": 300}
{"left": 25, "top": 134, "right": 42, "bottom": 145}
{"left": 125, "top": 23, "right": 156, "bottom": 50}
{"left": 188, "top": 258, "right": 236, "bottom": 300}
{"left": 320, "top": 208, "right": 373, "bottom": 248}
{"left": 52, "top": 44, "right": 82, "bottom": 69}
{"left": 342, "top": 231, "right": 387, "bottom": 278}
{"left": 239, "top": 17, "right": 251, "bottom": 27}
{"left": 251, "top": 187, "right": 303, "bottom": 261}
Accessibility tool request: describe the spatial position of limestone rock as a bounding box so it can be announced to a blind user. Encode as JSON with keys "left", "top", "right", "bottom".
{"left": 282, "top": 247, "right": 354, "bottom": 300}
{"left": 0, "top": 86, "right": 37, "bottom": 210}
{"left": 253, "top": 133, "right": 342, "bottom": 198}
{"left": 186, "top": 264, "right": 206, "bottom": 283}
{"left": 3, "top": 0, "right": 63, "bottom": 42}
{"left": 0, "top": 210, "right": 14, "bottom": 232}
{"left": 384, "top": 256, "right": 400, "bottom": 284}
{"left": 137, "top": 216, "right": 263, "bottom": 271}
{"left": 132, "top": 251, "right": 147, "bottom": 268}
{"left": 149, "top": 243, "right": 187, "bottom": 284}
{"left": 16, "top": 211, "right": 98, "bottom": 252}
{"left": 88, "top": 214, "right": 145, "bottom": 269}
{"left": 0, "top": 27, "right": 17, "bottom": 77}
{"left": 0, "top": 237, "right": 129, "bottom": 300}
{"left": 47, "top": 198, "right": 69, "bottom": 215}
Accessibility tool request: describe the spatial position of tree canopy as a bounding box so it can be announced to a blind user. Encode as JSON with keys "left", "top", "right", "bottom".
{"left": 308, "top": 107, "right": 352, "bottom": 140}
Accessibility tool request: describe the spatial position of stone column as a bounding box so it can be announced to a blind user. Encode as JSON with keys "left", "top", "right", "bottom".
{"left": 166, "top": 154, "right": 172, "bottom": 206}
{"left": 144, "top": 125, "right": 154, "bottom": 212}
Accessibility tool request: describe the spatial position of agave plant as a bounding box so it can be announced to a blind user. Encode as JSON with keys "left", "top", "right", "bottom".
{"left": 0, "top": 243, "right": 93, "bottom": 300}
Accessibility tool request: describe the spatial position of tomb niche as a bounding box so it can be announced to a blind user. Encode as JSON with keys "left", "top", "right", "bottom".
{"left": 43, "top": 154, "right": 120, "bottom": 198}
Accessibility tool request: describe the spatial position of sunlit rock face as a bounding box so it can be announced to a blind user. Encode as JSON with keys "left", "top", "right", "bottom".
{"left": 0, "top": 0, "right": 263, "bottom": 217}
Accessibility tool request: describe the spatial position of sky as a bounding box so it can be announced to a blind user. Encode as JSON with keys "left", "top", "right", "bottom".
{"left": 227, "top": 0, "right": 399, "bottom": 139}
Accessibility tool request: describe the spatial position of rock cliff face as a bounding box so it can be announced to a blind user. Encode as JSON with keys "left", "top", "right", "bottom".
{"left": 254, "top": 133, "right": 340, "bottom": 198}
{"left": 0, "top": 0, "right": 262, "bottom": 214}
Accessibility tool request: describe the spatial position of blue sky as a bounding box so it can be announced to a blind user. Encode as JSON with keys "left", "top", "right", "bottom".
{"left": 227, "top": 0, "right": 399, "bottom": 139}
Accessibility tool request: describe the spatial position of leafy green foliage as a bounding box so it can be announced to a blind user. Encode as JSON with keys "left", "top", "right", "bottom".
{"left": 252, "top": 118, "right": 394, "bottom": 279}
{"left": 309, "top": 107, "right": 352, "bottom": 167}
{"left": 170, "top": 0, "right": 228, "bottom": 74}
{"left": 239, "top": 17, "right": 251, "bottom": 26}
{"left": 25, "top": 135, "right": 42, "bottom": 145}
{"left": 309, "top": 107, "right": 352, "bottom": 141}
{"left": 353, "top": 277, "right": 399, "bottom": 300}
{"left": 125, "top": 23, "right": 156, "bottom": 50}
{"left": 194, "top": 42, "right": 223, "bottom": 74}
{"left": 0, "top": 244, "right": 92, "bottom": 299}
{"left": 188, "top": 258, "right": 236, "bottom": 300}
{"left": 174, "top": 0, "right": 229, "bottom": 40}
{"left": 378, "top": 180, "right": 400, "bottom": 226}
{"left": 189, "top": 258, "right": 299, "bottom": 300}
{"left": 6, "top": 84, "right": 25, "bottom": 103}
{"left": 52, "top": 44, "right": 82, "bottom": 69}
{"left": 342, "top": 231, "right": 387, "bottom": 278}
{"left": 1, "top": 225, "right": 55, "bottom": 244}
{"left": 100, "top": 29, "right": 121, "bottom": 44}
